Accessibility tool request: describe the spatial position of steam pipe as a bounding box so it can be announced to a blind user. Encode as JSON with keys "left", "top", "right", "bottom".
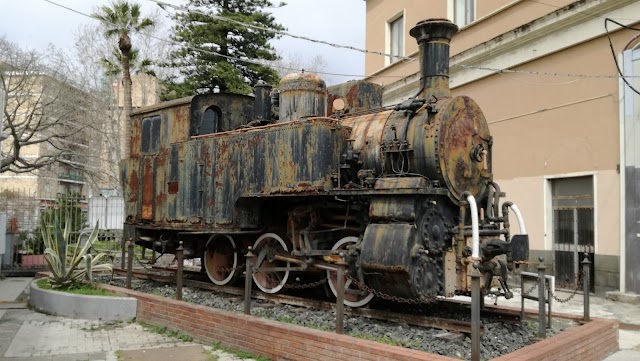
{"left": 462, "top": 191, "right": 480, "bottom": 259}
{"left": 509, "top": 204, "right": 527, "bottom": 234}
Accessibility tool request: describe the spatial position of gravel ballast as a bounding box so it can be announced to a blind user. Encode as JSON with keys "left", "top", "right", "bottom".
{"left": 100, "top": 276, "right": 574, "bottom": 361}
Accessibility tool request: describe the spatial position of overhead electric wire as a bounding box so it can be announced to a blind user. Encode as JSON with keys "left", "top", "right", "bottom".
{"left": 604, "top": 18, "right": 640, "bottom": 96}
{"left": 42, "top": 0, "right": 640, "bottom": 83}
{"left": 41, "top": 0, "right": 402, "bottom": 79}
{"left": 148, "top": 0, "right": 414, "bottom": 63}
{"left": 453, "top": 64, "right": 640, "bottom": 79}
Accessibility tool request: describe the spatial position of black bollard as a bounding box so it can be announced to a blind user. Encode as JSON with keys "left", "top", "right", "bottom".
{"left": 470, "top": 263, "right": 481, "bottom": 361}
{"left": 244, "top": 247, "right": 254, "bottom": 315}
{"left": 336, "top": 261, "right": 345, "bottom": 334}
{"left": 176, "top": 241, "right": 184, "bottom": 300}
{"left": 582, "top": 253, "right": 591, "bottom": 322}
{"left": 126, "top": 240, "right": 134, "bottom": 289}
{"left": 537, "top": 256, "right": 547, "bottom": 338}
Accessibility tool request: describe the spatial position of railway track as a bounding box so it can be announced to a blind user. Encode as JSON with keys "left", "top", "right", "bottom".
{"left": 111, "top": 267, "right": 522, "bottom": 335}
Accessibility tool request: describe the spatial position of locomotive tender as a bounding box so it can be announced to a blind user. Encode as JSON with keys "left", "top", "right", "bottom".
{"left": 122, "top": 19, "right": 529, "bottom": 307}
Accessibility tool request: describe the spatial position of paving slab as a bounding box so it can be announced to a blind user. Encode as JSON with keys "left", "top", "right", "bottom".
{"left": 1, "top": 276, "right": 639, "bottom": 361}
{"left": 118, "top": 345, "right": 209, "bottom": 361}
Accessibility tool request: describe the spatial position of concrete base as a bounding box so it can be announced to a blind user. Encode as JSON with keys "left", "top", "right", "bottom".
{"left": 605, "top": 291, "right": 640, "bottom": 305}
{"left": 29, "top": 281, "right": 137, "bottom": 321}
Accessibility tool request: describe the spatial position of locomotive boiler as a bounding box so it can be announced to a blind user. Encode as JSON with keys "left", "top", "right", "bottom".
{"left": 121, "top": 18, "right": 529, "bottom": 308}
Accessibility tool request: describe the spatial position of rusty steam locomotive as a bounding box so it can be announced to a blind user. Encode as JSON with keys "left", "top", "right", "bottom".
{"left": 121, "top": 19, "right": 529, "bottom": 307}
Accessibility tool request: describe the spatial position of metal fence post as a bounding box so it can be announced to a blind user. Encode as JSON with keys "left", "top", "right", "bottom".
{"left": 244, "top": 246, "right": 254, "bottom": 315}
{"left": 537, "top": 256, "right": 546, "bottom": 338}
{"left": 176, "top": 241, "right": 184, "bottom": 301}
{"left": 336, "top": 260, "right": 345, "bottom": 334}
{"left": 582, "top": 253, "right": 591, "bottom": 322}
{"left": 470, "top": 262, "right": 481, "bottom": 361}
{"left": 126, "top": 240, "right": 134, "bottom": 289}
{"left": 121, "top": 237, "right": 126, "bottom": 269}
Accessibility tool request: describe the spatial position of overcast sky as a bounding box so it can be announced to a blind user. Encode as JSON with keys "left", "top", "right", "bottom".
{"left": 0, "top": 0, "right": 366, "bottom": 85}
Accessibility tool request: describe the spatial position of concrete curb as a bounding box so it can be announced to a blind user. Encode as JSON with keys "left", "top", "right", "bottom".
{"left": 29, "top": 280, "right": 137, "bottom": 321}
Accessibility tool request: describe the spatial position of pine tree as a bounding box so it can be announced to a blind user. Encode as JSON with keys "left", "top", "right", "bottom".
{"left": 163, "top": 0, "right": 284, "bottom": 99}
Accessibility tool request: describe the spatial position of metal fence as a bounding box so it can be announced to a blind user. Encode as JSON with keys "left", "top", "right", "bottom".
{"left": 0, "top": 189, "right": 125, "bottom": 276}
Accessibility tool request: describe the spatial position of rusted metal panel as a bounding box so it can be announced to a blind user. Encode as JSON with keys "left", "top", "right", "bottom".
{"left": 167, "top": 143, "right": 182, "bottom": 221}
{"left": 339, "top": 110, "right": 392, "bottom": 175}
{"left": 141, "top": 156, "right": 155, "bottom": 221}
{"left": 327, "top": 80, "right": 383, "bottom": 115}
{"left": 437, "top": 96, "right": 491, "bottom": 201}
{"left": 189, "top": 93, "right": 254, "bottom": 135}
{"left": 369, "top": 198, "right": 417, "bottom": 222}
{"left": 360, "top": 223, "right": 415, "bottom": 273}
{"left": 129, "top": 114, "right": 142, "bottom": 159}
{"left": 169, "top": 106, "right": 191, "bottom": 144}
{"left": 154, "top": 150, "right": 168, "bottom": 222}
{"left": 120, "top": 159, "right": 140, "bottom": 221}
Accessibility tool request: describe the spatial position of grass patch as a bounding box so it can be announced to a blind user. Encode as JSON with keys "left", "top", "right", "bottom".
{"left": 211, "top": 341, "right": 271, "bottom": 361}
{"left": 141, "top": 323, "right": 193, "bottom": 342}
{"left": 36, "top": 278, "right": 112, "bottom": 296}
{"left": 348, "top": 331, "right": 409, "bottom": 347}
{"left": 82, "top": 321, "right": 124, "bottom": 332}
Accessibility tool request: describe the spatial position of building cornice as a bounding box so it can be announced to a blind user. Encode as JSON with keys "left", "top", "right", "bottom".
{"left": 382, "top": 0, "right": 639, "bottom": 105}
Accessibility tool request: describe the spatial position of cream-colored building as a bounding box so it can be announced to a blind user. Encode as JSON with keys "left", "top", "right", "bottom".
{"left": 364, "top": 0, "right": 640, "bottom": 295}
{"left": 0, "top": 72, "right": 95, "bottom": 200}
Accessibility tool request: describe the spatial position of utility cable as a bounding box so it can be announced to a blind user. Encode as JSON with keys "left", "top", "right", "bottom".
{"left": 42, "top": 0, "right": 640, "bottom": 82}
{"left": 604, "top": 18, "right": 640, "bottom": 96}
{"left": 148, "top": 0, "right": 414, "bottom": 63}
{"left": 41, "top": 0, "right": 402, "bottom": 79}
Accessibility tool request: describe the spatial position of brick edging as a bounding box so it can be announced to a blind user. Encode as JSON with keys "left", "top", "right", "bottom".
{"left": 98, "top": 283, "right": 619, "bottom": 361}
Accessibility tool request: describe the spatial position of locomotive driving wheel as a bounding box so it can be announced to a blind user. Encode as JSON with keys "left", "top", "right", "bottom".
{"left": 204, "top": 235, "right": 238, "bottom": 286}
{"left": 326, "top": 236, "right": 374, "bottom": 308}
{"left": 419, "top": 207, "right": 447, "bottom": 255}
{"left": 252, "top": 233, "right": 290, "bottom": 294}
{"left": 411, "top": 256, "right": 442, "bottom": 299}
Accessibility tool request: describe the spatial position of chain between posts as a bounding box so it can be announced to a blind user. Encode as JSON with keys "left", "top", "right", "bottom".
{"left": 283, "top": 278, "right": 327, "bottom": 289}
{"left": 548, "top": 270, "right": 584, "bottom": 304}
{"left": 513, "top": 271, "right": 584, "bottom": 303}
{"left": 348, "top": 276, "right": 441, "bottom": 304}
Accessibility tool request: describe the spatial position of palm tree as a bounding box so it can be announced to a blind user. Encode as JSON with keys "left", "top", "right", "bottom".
{"left": 99, "top": 46, "right": 156, "bottom": 77}
{"left": 93, "top": 1, "right": 154, "bottom": 159}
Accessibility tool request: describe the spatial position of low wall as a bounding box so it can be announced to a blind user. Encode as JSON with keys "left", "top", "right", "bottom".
{"left": 30, "top": 281, "right": 137, "bottom": 321}
{"left": 100, "top": 283, "right": 619, "bottom": 361}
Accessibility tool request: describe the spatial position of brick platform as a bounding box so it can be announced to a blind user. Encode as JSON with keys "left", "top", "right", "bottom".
{"left": 100, "top": 283, "right": 619, "bottom": 361}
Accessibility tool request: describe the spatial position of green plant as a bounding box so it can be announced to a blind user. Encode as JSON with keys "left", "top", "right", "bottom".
{"left": 33, "top": 194, "right": 88, "bottom": 253}
{"left": 36, "top": 278, "right": 112, "bottom": 296}
{"left": 348, "top": 331, "right": 406, "bottom": 347}
{"left": 141, "top": 323, "right": 193, "bottom": 342}
{"left": 211, "top": 342, "right": 271, "bottom": 361}
{"left": 41, "top": 214, "right": 112, "bottom": 287}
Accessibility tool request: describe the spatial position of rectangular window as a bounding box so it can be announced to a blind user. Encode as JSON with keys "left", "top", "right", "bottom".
{"left": 389, "top": 15, "right": 403, "bottom": 64}
{"left": 141, "top": 115, "right": 161, "bottom": 154}
{"left": 454, "top": 0, "right": 475, "bottom": 27}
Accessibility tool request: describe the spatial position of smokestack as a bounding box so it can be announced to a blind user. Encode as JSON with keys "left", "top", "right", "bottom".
{"left": 409, "top": 19, "right": 458, "bottom": 98}
{"left": 254, "top": 80, "right": 273, "bottom": 122}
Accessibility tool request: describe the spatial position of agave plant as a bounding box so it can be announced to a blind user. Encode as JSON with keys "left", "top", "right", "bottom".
{"left": 41, "top": 215, "right": 113, "bottom": 287}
